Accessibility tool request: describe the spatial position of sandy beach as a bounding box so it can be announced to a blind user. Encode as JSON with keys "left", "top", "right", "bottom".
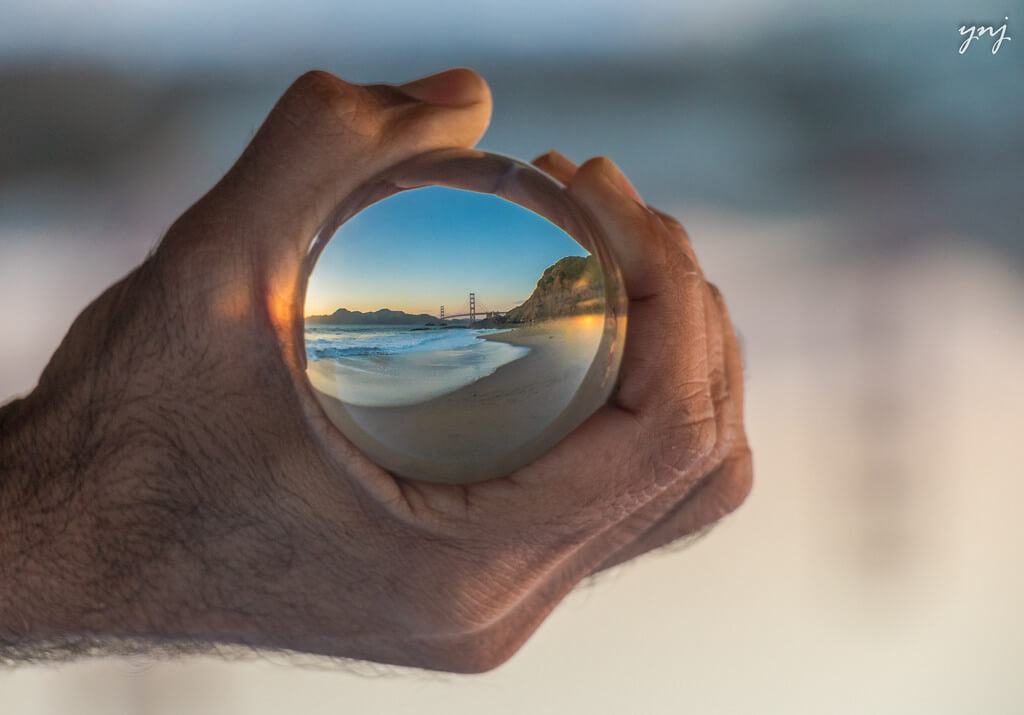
{"left": 310, "top": 315, "right": 607, "bottom": 483}
{"left": 305, "top": 331, "right": 530, "bottom": 407}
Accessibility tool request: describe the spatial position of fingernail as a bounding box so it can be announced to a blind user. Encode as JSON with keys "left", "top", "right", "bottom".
{"left": 395, "top": 68, "right": 486, "bottom": 106}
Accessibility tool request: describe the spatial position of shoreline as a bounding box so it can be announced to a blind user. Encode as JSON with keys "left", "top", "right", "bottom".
{"left": 306, "top": 328, "right": 529, "bottom": 408}
{"left": 309, "top": 315, "right": 605, "bottom": 483}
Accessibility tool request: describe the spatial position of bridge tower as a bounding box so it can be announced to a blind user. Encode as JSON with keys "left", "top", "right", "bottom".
{"left": 439, "top": 305, "right": 445, "bottom": 321}
{"left": 469, "top": 292, "right": 476, "bottom": 323}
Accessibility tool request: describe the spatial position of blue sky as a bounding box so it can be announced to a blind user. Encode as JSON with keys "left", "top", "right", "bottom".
{"left": 304, "top": 186, "right": 587, "bottom": 318}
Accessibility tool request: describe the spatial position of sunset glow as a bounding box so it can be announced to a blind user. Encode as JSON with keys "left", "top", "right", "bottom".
{"left": 304, "top": 186, "right": 587, "bottom": 319}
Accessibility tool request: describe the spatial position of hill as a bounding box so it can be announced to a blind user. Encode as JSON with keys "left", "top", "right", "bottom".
{"left": 501, "top": 255, "right": 604, "bottom": 323}
{"left": 305, "top": 307, "right": 435, "bottom": 325}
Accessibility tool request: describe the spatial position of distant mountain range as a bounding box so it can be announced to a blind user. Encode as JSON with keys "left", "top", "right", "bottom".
{"left": 305, "top": 307, "right": 437, "bottom": 325}
{"left": 307, "top": 254, "right": 604, "bottom": 326}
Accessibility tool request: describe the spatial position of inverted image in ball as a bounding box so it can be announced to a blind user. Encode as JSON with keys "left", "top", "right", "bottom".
{"left": 300, "top": 149, "right": 627, "bottom": 484}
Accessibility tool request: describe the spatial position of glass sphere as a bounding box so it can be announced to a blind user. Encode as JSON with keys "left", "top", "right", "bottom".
{"left": 299, "top": 148, "right": 627, "bottom": 484}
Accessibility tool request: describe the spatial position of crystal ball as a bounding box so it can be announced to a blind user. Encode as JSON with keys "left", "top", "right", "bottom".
{"left": 300, "top": 148, "right": 627, "bottom": 484}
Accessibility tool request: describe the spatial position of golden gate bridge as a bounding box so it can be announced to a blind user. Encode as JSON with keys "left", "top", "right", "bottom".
{"left": 439, "top": 292, "right": 511, "bottom": 323}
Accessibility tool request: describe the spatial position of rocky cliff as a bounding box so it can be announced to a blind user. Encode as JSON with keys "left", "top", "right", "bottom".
{"left": 501, "top": 255, "right": 604, "bottom": 324}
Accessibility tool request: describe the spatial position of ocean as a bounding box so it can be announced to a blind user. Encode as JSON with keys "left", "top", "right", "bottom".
{"left": 304, "top": 325, "right": 531, "bottom": 407}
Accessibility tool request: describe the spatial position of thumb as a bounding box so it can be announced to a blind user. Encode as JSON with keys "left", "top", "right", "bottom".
{"left": 160, "top": 67, "right": 492, "bottom": 309}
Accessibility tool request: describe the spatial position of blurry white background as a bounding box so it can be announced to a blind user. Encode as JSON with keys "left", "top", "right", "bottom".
{"left": 2, "top": 0, "right": 1022, "bottom": 712}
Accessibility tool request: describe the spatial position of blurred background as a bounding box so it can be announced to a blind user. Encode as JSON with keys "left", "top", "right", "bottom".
{"left": 2, "top": 0, "right": 1022, "bottom": 712}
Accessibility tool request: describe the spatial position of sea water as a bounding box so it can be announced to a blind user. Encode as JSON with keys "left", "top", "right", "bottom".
{"left": 304, "top": 325, "right": 531, "bottom": 407}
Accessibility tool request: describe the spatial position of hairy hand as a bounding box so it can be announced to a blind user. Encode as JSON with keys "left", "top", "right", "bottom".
{"left": 0, "top": 68, "right": 751, "bottom": 673}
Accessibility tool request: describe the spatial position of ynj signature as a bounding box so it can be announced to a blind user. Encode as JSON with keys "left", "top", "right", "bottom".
{"left": 959, "top": 17, "right": 1012, "bottom": 54}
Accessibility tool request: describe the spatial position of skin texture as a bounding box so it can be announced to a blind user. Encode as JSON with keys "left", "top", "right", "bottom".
{"left": 0, "top": 68, "right": 752, "bottom": 673}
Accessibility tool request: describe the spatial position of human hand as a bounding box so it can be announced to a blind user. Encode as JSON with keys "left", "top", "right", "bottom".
{"left": 0, "top": 68, "right": 750, "bottom": 672}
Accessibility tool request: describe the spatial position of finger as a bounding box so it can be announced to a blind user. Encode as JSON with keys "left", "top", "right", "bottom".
{"left": 527, "top": 150, "right": 589, "bottom": 251}
{"left": 482, "top": 157, "right": 716, "bottom": 537}
{"left": 569, "top": 278, "right": 738, "bottom": 572}
{"left": 380, "top": 159, "right": 715, "bottom": 554}
{"left": 592, "top": 284, "right": 752, "bottom": 572}
{"left": 412, "top": 421, "right": 751, "bottom": 672}
{"left": 707, "top": 282, "right": 746, "bottom": 418}
{"left": 568, "top": 158, "right": 710, "bottom": 417}
{"left": 160, "top": 68, "right": 492, "bottom": 291}
{"left": 415, "top": 419, "right": 751, "bottom": 671}
{"left": 363, "top": 159, "right": 721, "bottom": 626}
{"left": 649, "top": 207, "right": 700, "bottom": 276}
{"left": 593, "top": 436, "right": 752, "bottom": 573}
{"left": 531, "top": 149, "right": 579, "bottom": 185}
{"left": 386, "top": 435, "right": 752, "bottom": 673}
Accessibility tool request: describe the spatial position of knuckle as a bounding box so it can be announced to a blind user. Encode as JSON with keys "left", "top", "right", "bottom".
{"left": 438, "top": 596, "right": 506, "bottom": 636}
{"left": 641, "top": 204, "right": 673, "bottom": 238}
{"left": 706, "top": 281, "right": 724, "bottom": 302}
{"left": 276, "top": 71, "right": 381, "bottom": 138}
{"left": 284, "top": 70, "right": 347, "bottom": 113}
{"left": 583, "top": 154, "right": 613, "bottom": 169}
{"left": 428, "top": 632, "right": 522, "bottom": 674}
{"left": 709, "top": 361, "right": 732, "bottom": 405}
{"left": 622, "top": 210, "right": 674, "bottom": 276}
{"left": 649, "top": 208, "right": 698, "bottom": 264}
{"left": 718, "top": 445, "right": 754, "bottom": 514}
{"left": 444, "top": 577, "right": 518, "bottom": 634}
{"left": 576, "top": 155, "right": 615, "bottom": 181}
{"left": 290, "top": 69, "right": 340, "bottom": 93}
{"left": 658, "top": 442, "right": 753, "bottom": 543}
{"left": 705, "top": 281, "right": 734, "bottom": 321}
{"left": 408, "top": 550, "right": 519, "bottom": 636}
{"left": 655, "top": 208, "right": 689, "bottom": 237}
{"left": 288, "top": 70, "right": 348, "bottom": 106}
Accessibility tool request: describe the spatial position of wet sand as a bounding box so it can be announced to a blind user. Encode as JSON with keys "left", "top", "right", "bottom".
{"left": 310, "top": 316, "right": 605, "bottom": 483}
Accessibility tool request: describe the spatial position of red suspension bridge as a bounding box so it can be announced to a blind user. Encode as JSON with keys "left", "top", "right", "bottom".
{"left": 439, "top": 292, "right": 511, "bottom": 323}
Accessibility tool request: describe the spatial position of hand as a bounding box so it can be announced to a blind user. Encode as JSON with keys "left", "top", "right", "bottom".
{"left": 0, "top": 68, "right": 751, "bottom": 672}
